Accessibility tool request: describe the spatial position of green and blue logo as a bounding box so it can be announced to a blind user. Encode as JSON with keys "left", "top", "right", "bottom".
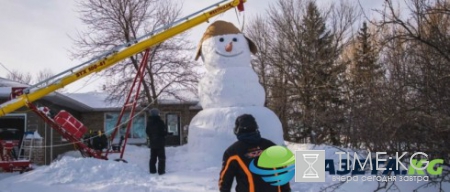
{"left": 249, "top": 146, "right": 295, "bottom": 186}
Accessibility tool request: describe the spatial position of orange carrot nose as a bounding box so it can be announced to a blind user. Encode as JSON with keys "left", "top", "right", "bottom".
{"left": 225, "top": 42, "right": 233, "bottom": 52}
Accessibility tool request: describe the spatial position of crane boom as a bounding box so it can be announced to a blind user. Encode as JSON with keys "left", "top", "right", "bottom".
{"left": 0, "top": 0, "right": 246, "bottom": 117}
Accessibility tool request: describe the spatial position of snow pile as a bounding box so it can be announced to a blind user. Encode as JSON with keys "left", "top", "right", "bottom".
{"left": 0, "top": 143, "right": 446, "bottom": 192}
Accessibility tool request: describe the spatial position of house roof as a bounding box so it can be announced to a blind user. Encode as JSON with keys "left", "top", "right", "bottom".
{"left": 0, "top": 77, "right": 92, "bottom": 112}
{"left": 65, "top": 90, "right": 199, "bottom": 111}
{"left": 1, "top": 77, "right": 199, "bottom": 112}
{"left": 45, "top": 92, "right": 92, "bottom": 112}
{"left": 65, "top": 92, "right": 123, "bottom": 111}
{"left": 0, "top": 87, "right": 12, "bottom": 98}
{"left": 0, "top": 77, "right": 29, "bottom": 87}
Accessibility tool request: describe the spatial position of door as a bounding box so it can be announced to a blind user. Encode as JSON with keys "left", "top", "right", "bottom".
{"left": 165, "top": 113, "right": 180, "bottom": 146}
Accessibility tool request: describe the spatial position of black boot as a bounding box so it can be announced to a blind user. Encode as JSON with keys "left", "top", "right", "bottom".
{"left": 157, "top": 148, "right": 166, "bottom": 175}
{"left": 158, "top": 159, "right": 165, "bottom": 175}
{"left": 150, "top": 148, "right": 157, "bottom": 174}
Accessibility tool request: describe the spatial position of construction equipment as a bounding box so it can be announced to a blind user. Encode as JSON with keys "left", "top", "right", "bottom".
{"left": 28, "top": 103, "right": 104, "bottom": 159}
{"left": 0, "top": 129, "right": 32, "bottom": 173}
{"left": 0, "top": 0, "right": 247, "bottom": 162}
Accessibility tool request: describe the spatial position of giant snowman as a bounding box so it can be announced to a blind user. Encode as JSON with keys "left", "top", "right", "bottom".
{"left": 187, "top": 21, "right": 284, "bottom": 166}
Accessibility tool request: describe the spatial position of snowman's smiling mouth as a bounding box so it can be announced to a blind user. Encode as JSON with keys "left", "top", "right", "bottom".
{"left": 215, "top": 50, "right": 243, "bottom": 57}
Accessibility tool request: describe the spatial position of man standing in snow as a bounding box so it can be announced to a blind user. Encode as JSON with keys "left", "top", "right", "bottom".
{"left": 146, "top": 108, "right": 167, "bottom": 175}
{"left": 219, "top": 114, "right": 291, "bottom": 192}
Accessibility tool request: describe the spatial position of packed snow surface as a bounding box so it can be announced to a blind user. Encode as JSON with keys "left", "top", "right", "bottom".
{"left": 0, "top": 143, "right": 446, "bottom": 192}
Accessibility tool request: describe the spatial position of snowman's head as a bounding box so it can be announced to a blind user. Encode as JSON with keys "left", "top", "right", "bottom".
{"left": 195, "top": 21, "right": 257, "bottom": 70}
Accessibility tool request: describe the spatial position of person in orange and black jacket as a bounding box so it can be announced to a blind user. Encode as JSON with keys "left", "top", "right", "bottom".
{"left": 219, "top": 114, "right": 291, "bottom": 192}
{"left": 146, "top": 108, "right": 168, "bottom": 175}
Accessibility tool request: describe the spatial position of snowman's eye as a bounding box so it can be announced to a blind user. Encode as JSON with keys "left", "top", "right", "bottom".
{"left": 233, "top": 38, "right": 238, "bottom": 42}
{"left": 219, "top": 37, "right": 224, "bottom": 42}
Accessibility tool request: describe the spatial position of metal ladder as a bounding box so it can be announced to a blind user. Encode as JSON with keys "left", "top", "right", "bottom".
{"left": 104, "top": 48, "right": 152, "bottom": 162}
{"left": 18, "top": 131, "right": 35, "bottom": 160}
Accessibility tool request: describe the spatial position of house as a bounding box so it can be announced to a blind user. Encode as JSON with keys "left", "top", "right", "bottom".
{"left": 0, "top": 77, "right": 201, "bottom": 165}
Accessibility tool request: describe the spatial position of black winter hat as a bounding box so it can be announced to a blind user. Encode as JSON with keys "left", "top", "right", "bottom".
{"left": 234, "top": 114, "right": 259, "bottom": 135}
{"left": 149, "top": 108, "right": 160, "bottom": 116}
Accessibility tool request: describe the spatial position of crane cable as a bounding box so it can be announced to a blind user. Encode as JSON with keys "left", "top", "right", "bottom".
{"left": 234, "top": 7, "right": 245, "bottom": 32}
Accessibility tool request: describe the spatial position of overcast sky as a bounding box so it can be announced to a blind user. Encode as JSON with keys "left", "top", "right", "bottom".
{"left": 0, "top": 0, "right": 385, "bottom": 93}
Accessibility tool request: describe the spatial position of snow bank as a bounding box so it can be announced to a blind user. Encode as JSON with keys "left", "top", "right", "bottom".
{"left": 0, "top": 143, "right": 446, "bottom": 192}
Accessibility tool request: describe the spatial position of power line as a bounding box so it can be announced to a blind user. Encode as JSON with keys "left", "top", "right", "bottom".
{"left": 0, "top": 62, "right": 14, "bottom": 76}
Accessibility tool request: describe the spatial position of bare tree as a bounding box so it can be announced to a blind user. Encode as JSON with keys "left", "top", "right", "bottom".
{"left": 6, "top": 70, "right": 33, "bottom": 85}
{"left": 6, "top": 68, "right": 54, "bottom": 85}
{"left": 35, "top": 68, "right": 55, "bottom": 83}
{"left": 246, "top": 15, "right": 292, "bottom": 140}
{"left": 72, "top": 0, "right": 199, "bottom": 106}
{"left": 373, "top": 0, "right": 450, "bottom": 160}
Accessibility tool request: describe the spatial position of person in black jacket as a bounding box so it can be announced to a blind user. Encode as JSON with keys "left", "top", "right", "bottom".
{"left": 219, "top": 114, "right": 291, "bottom": 192}
{"left": 92, "top": 130, "right": 108, "bottom": 151}
{"left": 146, "top": 108, "right": 167, "bottom": 175}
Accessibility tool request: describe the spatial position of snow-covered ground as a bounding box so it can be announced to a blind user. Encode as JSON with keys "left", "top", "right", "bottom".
{"left": 0, "top": 143, "right": 447, "bottom": 192}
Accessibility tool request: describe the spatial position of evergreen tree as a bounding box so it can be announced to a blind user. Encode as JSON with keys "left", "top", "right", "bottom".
{"left": 346, "top": 22, "right": 383, "bottom": 147}
{"left": 351, "top": 22, "right": 382, "bottom": 91}
{"left": 297, "top": 1, "right": 345, "bottom": 145}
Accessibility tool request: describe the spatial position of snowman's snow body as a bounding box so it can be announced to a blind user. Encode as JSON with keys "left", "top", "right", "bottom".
{"left": 187, "top": 21, "right": 284, "bottom": 166}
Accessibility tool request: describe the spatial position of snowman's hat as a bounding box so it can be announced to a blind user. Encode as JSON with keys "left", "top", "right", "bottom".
{"left": 194, "top": 20, "right": 258, "bottom": 61}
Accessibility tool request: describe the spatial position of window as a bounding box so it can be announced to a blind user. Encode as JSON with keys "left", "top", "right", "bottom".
{"left": 166, "top": 113, "right": 179, "bottom": 136}
{"left": 104, "top": 112, "right": 146, "bottom": 139}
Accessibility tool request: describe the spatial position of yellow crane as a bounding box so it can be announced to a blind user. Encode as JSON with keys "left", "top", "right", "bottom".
{"left": 0, "top": 0, "right": 246, "bottom": 117}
